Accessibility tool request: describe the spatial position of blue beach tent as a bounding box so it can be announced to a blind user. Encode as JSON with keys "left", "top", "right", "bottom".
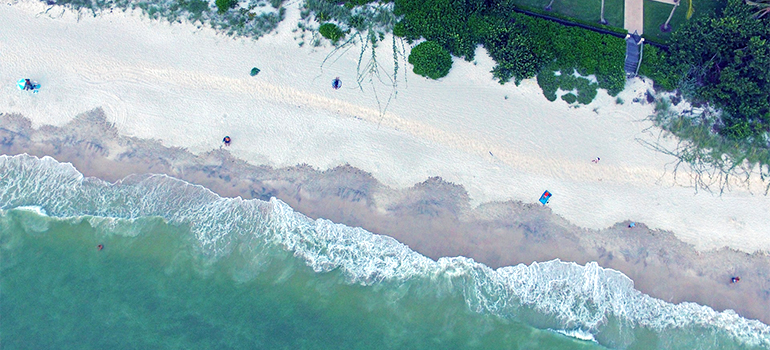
{"left": 17, "top": 78, "right": 40, "bottom": 93}
{"left": 539, "top": 190, "right": 552, "bottom": 205}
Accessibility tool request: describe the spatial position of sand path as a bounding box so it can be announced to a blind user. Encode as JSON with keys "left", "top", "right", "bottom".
{"left": 624, "top": 0, "right": 681, "bottom": 34}
{"left": 624, "top": 0, "right": 645, "bottom": 34}
{"left": 2, "top": 0, "right": 769, "bottom": 253}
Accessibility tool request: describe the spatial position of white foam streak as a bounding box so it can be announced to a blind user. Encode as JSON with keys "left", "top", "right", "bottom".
{"left": 1, "top": 154, "right": 769, "bottom": 347}
{"left": 550, "top": 328, "right": 598, "bottom": 342}
{"left": 13, "top": 206, "right": 48, "bottom": 216}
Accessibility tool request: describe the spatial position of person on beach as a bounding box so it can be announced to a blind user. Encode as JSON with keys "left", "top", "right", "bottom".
{"left": 591, "top": 157, "right": 601, "bottom": 164}
{"left": 223, "top": 136, "right": 231, "bottom": 146}
{"left": 23, "top": 79, "right": 34, "bottom": 91}
{"left": 731, "top": 276, "right": 741, "bottom": 283}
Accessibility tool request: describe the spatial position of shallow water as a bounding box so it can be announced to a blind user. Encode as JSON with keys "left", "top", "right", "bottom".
{"left": 1, "top": 210, "right": 603, "bottom": 350}
{"left": 1, "top": 154, "right": 768, "bottom": 349}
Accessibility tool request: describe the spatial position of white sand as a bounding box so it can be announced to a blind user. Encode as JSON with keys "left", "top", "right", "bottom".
{"left": 2, "top": 0, "right": 769, "bottom": 253}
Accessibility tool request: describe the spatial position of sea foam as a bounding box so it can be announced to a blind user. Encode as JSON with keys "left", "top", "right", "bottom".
{"left": 12, "top": 206, "right": 48, "bottom": 216}
{"left": 1, "top": 154, "right": 768, "bottom": 348}
{"left": 550, "top": 328, "right": 598, "bottom": 342}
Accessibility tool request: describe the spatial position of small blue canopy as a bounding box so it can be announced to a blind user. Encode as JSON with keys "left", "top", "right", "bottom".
{"left": 539, "top": 190, "right": 552, "bottom": 205}
{"left": 17, "top": 78, "right": 40, "bottom": 92}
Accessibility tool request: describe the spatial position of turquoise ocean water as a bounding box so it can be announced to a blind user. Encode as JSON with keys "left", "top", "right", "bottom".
{"left": 1, "top": 154, "right": 769, "bottom": 349}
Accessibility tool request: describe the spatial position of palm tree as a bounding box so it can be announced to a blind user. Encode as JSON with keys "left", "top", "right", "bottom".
{"left": 600, "top": 0, "right": 608, "bottom": 24}
{"left": 660, "top": 0, "right": 680, "bottom": 32}
{"left": 746, "top": 0, "right": 770, "bottom": 18}
{"left": 545, "top": 0, "right": 556, "bottom": 11}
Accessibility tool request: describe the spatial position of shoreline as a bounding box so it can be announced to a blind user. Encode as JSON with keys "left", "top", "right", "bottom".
{"left": 2, "top": 0, "right": 770, "bottom": 326}
{"left": 2, "top": 110, "right": 770, "bottom": 325}
{"left": 2, "top": 0, "right": 769, "bottom": 254}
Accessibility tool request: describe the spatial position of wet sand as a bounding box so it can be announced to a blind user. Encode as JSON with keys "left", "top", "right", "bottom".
{"left": 4, "top": 0, "right": 769, "bottom": 254}
{"left": 2, "top": 110, "right": 769, "bottom": 324}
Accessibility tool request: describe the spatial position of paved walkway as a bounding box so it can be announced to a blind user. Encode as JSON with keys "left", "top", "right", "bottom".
{"left": 624, "top": 0, "right": 645, "bottom": 34}
{"left": 624, "top": 0, "right": 679, "bottom": 35}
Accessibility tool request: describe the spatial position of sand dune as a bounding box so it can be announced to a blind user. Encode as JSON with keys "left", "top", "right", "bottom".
{"left": 2, "top": 0, "right": 769, "bottom": 253}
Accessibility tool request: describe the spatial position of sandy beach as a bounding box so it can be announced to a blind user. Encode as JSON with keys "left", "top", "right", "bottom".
{"left": 2, "top": 0, "right": 770, "bottom": 329}
{"left": 4, "top": 111, "right": 770, "bottom": 326}
{"left": 3, "top": 0, "right": 769, "bottom": 253}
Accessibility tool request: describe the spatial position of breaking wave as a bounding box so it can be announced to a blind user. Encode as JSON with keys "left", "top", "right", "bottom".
{"left": 1, "top": 154, "right": 768, "bottom": 349}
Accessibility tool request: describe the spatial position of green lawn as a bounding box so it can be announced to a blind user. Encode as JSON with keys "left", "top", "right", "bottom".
{"left": 510, "top": 0, "right": 726, "bottom": 44}
{"left": 509, "top": 0, "right": 625, "bottom": 29}
{"left": 643, "top": 0, "right": 725, "bottom": 43}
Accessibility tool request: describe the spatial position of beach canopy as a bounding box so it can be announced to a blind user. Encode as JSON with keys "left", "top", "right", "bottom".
{"left": 539, "top": 190, "right": 552, "bottom": 205}
{"left": 332, "top": 77, "right": 342, "bottom": 90}
{"left": 17, "top": 78, "right": 40, "bottom": 92}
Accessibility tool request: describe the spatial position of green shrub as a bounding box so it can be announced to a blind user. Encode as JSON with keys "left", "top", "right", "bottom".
{"left": 348, "top": 15, "right": 365, "bottom": 30}
{"left": 393, "top": 21, "right": 407, "bottom": 37}
{"left": 182, "top": 0, "right": 209, "bottom": 17}
{"left": 394, "top": 0, "right": 481, "bottom": 60}
{"left": 319, "top": 23, "right": 345, "bottom": 43}
{"left": 336, "top": 0, "right": 381, "bottom": 5}
{"left": 576, "top": 83, "right": 598, "bottom": 104}
{"left": 572, "top": 77, "right": 598, "bottom": 104}
{"left": 561, "top": 93, "right": 577, "bottom": 104}
{"left": 537, "top": 69, "right": 559, "bottom": 102}
{"left": 394, "top": 1, "right": 627, "bottom": 103}
{"left": 559, "top": 73, "right": 576, "bottom": 91}
{"left": 408, "top": 41, "right": 453, "bottom": 79}
{"left": 664, "top": 0, "right": 770, "bottom": 142}
{"left": 215, "top": 0, "right": 235, "bottom": 14}
{"left": 722, "top": 120, "right": 755, "bottom": 140}
{"left": 484, "top": 24, "right": 543, "bottom": 84}
{"left": 638, "top": 45, "right": 682, "bottom": 91}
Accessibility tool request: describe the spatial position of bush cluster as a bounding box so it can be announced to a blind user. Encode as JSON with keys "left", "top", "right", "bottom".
{"left": 537, "top": 69, "right": 599, "bottom": 104}
{"left": 215, "top": 0, "right": 236, "bottom": 14}
{"left": 55, "top": 0, "right": 285, "bottom": 39}
{"left": 536, "top": 70, "right": 559, "bottom": 101}
{"left": 394, "top": 0, "right": 481, "bottom": 60}
{"left": 638, "top": 45, "right": 681, "bottom": 91}
{"left": 302, "top": 0, "right": 397, "bottom": 33}
{"left": 394, "top": 0, "right": 625, "bottom": 103}
{"left": 529, "top": 16, "right": 625, "bottom": 96}
{"left": 408, "top": 41, "right": 453, "bottom": 79}
{"left": 181, "top": 0, "right": 209, "bottom": 18}
{"left": 335, "top": 0, "right": 389, "bottom": 6}
{"left": 319, "top": 23, "right": 346, "bottom": 43}
{"left": 663, "top": 0, "right": 770, "bottom": 140}
{"left": 561, "top": 93, "right": 577, "bottom": 104}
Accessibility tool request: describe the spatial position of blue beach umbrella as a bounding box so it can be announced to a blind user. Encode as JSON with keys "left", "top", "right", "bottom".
{"left": 17, "top": 78, "right": 40, "bottom": 92}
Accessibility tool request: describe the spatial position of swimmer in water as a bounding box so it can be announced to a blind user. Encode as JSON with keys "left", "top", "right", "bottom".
{"left": 97, "top": 244, "right": 104, "bottom": 251}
